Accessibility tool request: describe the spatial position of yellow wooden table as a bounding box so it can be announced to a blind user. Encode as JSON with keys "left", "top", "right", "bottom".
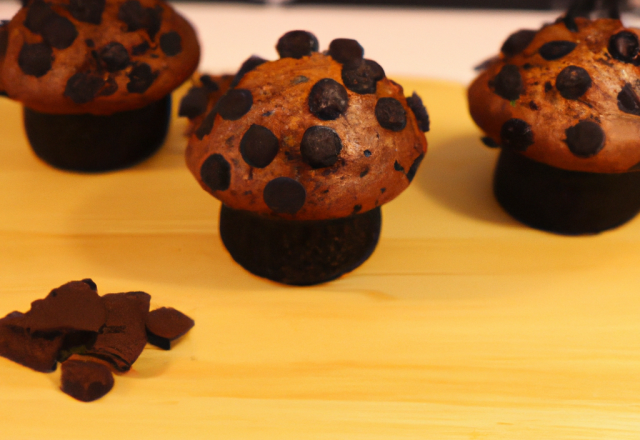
{"left": 1, "top": 79, "right": 640, "bottom": 439}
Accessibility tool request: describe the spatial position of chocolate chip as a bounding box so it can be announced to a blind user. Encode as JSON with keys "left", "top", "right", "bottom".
{"left": 216, "top": 89, "right": 253, "bottom": 120}
{"left": 500, "top": 29, "right": 536, "bottom": 57}
{"left": 555, "top": 65, "right": 591, "bottom": 100}
{"left": 406, "top": 154, "right": 424, "bottom": 182}
{"left": 200, "top": 75, "right": 220, "bottom": 91}
{"left": 64, "top": 71, "right": 105, "bottom": 104}
{"left": 195, "top": 110, "right": 216, "bottom": 140}
{"left": 500, "top": 118, "right": 534, "bottom": 151}
{"left": 240, "top": 124, "right": 280, "bottom": 168}
{"left": 131, "top": 41, "right": 149, "bottom": 56}
{"left": 263, "top": 177, "right": 306, "bottom": 214}
{"left": 159, "top": 31, "right": 181, "bottom": 56}
{"left": 118, "top": 1, "right": 162, "bottom": 40}
{"left": 405, "top": 92, "right": 430, "bottom": 132}
{"left": 492, "top": 64, "right": 523, "bottom": 101}
{"left": 360, "top": 167, "right": 369, "bottom": 177}
{"left": 341, "top": 59, "right": 385, "bottom": 94}
{"left": 394, "top": 161, "right": 405, "bottom": 172}
{"left": 85, "top": 38, "right": 94, "bottom": 48}
{"left": 300, "top": 125, "right": 343, "bottom": 168}
{"left": 18, "top": 43, "right": 52, "bottom": 77}
{"left": 178, "top": 86, "right": 209, "bottom": 119}
{"left": 375, "top": 97, "right": 406, "bottom": 132}
{"left": 538, "top": 40, "right": 577, "bottom": 60}
{"left": 82, "top": 279, "right": 97, "bottom": 291}
{"left": 99, "top": 42, "right": 129, "bottom": 72}
{"left": 276, "top": 30, "right": 318, "bottom": 59}
{"left": 41, "top": 14, "right": 78, "bottom": 49}
{"left": 544, "top": 81, "right": 553, "bottom": 92}
{"left": 564, "top": 120, "right": 605, "bottom": 158}
{"left": 529, "top": 101, "right": 539, "bottom": 111}
{"left": 364, "top": 149, "right": 372, "bottom": 157}
{"left": 231, "top": 55, "right": 267, "bottom": 88}
{"left": 608, "top": 31, "right": 639, "bottom": 63}
{"left": 145, "top": 307, "right": 194, "bottom": 350}
{"left": 144, "top": 6, "right": 162, "bottom": 40}
{"left": 67, "top": 0, "right": 105, "bottom": 25}
{"left": 24, "top": 0, "right": 53, "bottom": 33}
{"left": 60, "top": 359, "right": 114, "bottom": 402}
{"left": 200, "top": 154, "right": 231, "bottom": 191}
{"left": 126, "top": 63, "right": 156, "bottom": 93}
{"left": 617, "top": 83, "right": 640, "bottom": 116}
{"left": 308, "top": 78, "right": 349, "bottom": 121}
{"left": 481, "top": 136, "right": 500, "bottom": 148}
{"left": 328, "top": 38, "right": 364, "bottom": 66}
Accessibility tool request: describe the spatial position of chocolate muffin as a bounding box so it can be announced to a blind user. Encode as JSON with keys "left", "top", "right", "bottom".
{"left": 468, "top": 0, "right": 640, "bottom": 234}
{"left": 0, "top": 0, "right": 199, "bottom": 172}
{"left": 183, "top": 31, "right": 429, "bottom": 285}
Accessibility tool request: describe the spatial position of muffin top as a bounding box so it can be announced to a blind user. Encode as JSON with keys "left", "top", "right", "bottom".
{"left": 184, "top": 31, "right": 429, "bottom": 221}
{"left": 468, "top": 9, "right": 640, "bottom": 173}
{"left": 0, "top": 0, "right": 199, "bottom": 115}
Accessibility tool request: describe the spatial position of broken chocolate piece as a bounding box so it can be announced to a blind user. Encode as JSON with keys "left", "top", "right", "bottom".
{"left": 146, "top": 307, "right": 194, "bottom": 350}
{"left": 60, "top": 358, "right": 114, "bottom": 402}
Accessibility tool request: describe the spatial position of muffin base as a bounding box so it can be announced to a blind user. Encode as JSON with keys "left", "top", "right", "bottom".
{"left": 219, "top": 204, "right": 382, "bottom": 286}
{"left": 23, "top": 96, "right": 171, "bottom": 172}
{"left": 493, "top": 149, "right": 640, "bottom": 235}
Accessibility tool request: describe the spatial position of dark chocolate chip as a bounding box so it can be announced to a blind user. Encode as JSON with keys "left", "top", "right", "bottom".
{"left": 131, "top": 41, "right": 149, "bottom": 56}
{"left": 405, "top": 92, "right": 430, "bottom": 132}
{"left": 240, "top": 124, "right": 280, "bottom": 168}
{"left": 406, "top": 154, "right": 424, "bottom": 182}
{"left": 99, "top": 42, "right": 129, "bottom": 72}
{"left": 555, "top": 65, "right": 591, "bottom": 100}
{"left": 144, "top": 5, "right": 162, "bottom": 41}
{"left": 231, "top": 55, "right": 267, "bottom": 88}
{"left": 608, "top": 31, "right": 639, "bottom": 63}
{"left": 500, "top": 29, "right": 537, "bottom": 57}
{"left": 308, "top": 78, "right": 349, "bottom": 121}
{"left": 126, "top": 63, "right": 156, "bottom": 94}
{"left": 492, "top": 64, "right": 523, "bottom": 101}
{"left": 328, "top": 38, "right": 364, "bottom": 66}
{"left": 375, "top": 97, "right": 407, "bottom": 132}
{"left": 352, "top": 204, "right": 362, "bottom": 214}
{"left": 564, "top": 120, "right": 605, "bottom": 158}
{"left": 60, "top": 359, "right": 114, "bottom": 402}
{"left": 394, "top": 161, "right": 405, "bottom": 172}
{"left": 64, "top": 71, "right": 105, "bottom": 104}
{"left": 195, "top": 110, "right": 216, "bottom": 140}
{"left": 85, "top": 38, "right": 94, "bottom": 47}
{"left": 617, "top": 83, "right": 640, "bottom": 116}
{"left": 159, "top": 31, "right": 181, "bottom": 57}
{"left": 364, "top": 149, "right": 371, "bottom": 157}
{"left": 200, "top": 75, "right": 220, "bottom": 91}
{"left": 263, "top": 177, "right": 306, "bottom": 214}
{"left": 24, "top": 0, "right": 54, "bottom": 35}
{"left": 276, "top": 30, "right": 318, "bottom": 59}
{"left": 500, "top": 118, "right": 534, "bottom": 152}
{"left": 117, "top": 0, "right": 162, "bottom": 40}
{"left": 216, "top": 89, "right": 253, "bottom": 120}
{"left": 200, "top": 153, "right": 231, "bottom": 191}
{"left": 41, "top": 14, "right": 78, "bottom": 49}
{"left": 360, "top": 167, "right": 369, "bottom": 178}
{"left": 544, "top": 81, "right": 553, "bottom": 92}
{"left": 341, "top": 59, "right": 385, "bottom": 94}
{"left": 178, "top": 86, "right": 210, "bottom": 119}
{"left": 67, "top": 0, "right": 105, "bottom": 25}
{"left": 300, "top": 125, "right": 343, "bottom": 168}
{"left": 538, "top": 40, "right": 577, "bottom": 60}
{"left": 18, "top": 42, "right": 52, "bottom": 77}
{"left": 529, "top": 101, "right": 539, "bottom": 111}
{"left": 481, "top": 136, "right": 500, "bottom": 148}
{"left": 145, "top": 307, "right": 194, "bottom": 350}
{"left": 81, "top": 279, "right": 97, "bottom": 291}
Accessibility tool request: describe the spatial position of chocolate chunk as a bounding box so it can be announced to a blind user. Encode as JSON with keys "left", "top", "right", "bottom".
{"left": 406, "top": 154, "right": 424, "bottom": 183}
{"left": 300, "top": 125, "right": 343, "bottom": 168}
{"left": 394, "top": 161, "right": 405, "bottom": 172}
{"left": 364, "top": 149, "right": 372, "bottom": 157}
{"left": 99, "top": 42, "right": 129, "bottom": 72}
{"left": 328, "top": 38, "right": 364, "bottom": 66}
{"left": 24, "top": 0, "right": 54, "bottom": 34}
{"left": 216, "top": 89, "right": 253, "bottom": 120}
{"left": 201, "top": 153, "right": 231, "bottom": 191}
{"left": 538, "top": 40, "right": 577, "bottom": 60}
{"left": 67, "top": 0, "right": 105, "bottom": 25}
{"left": 341, "top": 59, "right": 385, "bottom": 94}
{"left": 200, "top": 75, "right": 220, "bottom": 91}
{"left": 555, "top": 65, "right": 591, "bottom": 100}
{"left": 564, "top": 120, "right": 605, "bottom": 158}
{"left": 178, "top": 86, "right": 210, "bottom": 119}
{"left": 276, "top": 30, "right": 318, "bottom": 59}
{"left": 481, "top": 136, "right": 500, "bottom": 148}
{"left": 24, "top": 0, "right": 77, "bottom": 48}
{"left": 500, "top": 118, "right": 534, "bottom": 151}
{"left": 159, "top": 31, "right": 181, "bottom": 56}
{"left": 131, "top": 41, "right": 149, "bottom": 56}
{"left": 127, "top": 63, "right": 156, "bottom": 94}
{"left": 240, "top": 124, "right": 280, "bottom": 168}
{"left": 608, "top": 31, "right": 639, "bottom": 63}
{"left": 195, "top": 110, "right": 216, "bottom": 140}
{"left": 85, "top": 291, "right": 150, "bottom": 372}
{"left": 64, "top": 71, "right": 105, "bottom": 104}
{"left": 231, "top": 55, "right": 267, "bottom": 88}
{"left": 308, "top": 78, "right": 349, "bottom": 121}
{"left": 263, "top": 177, "right": 306, "bottom": 214}
{"left": 617, "top": 83, "right": 640, "bottom": 116}
{"left": 375, "top": 97, "right": 407, "bottom": 131}
{"left": 492, "top": 64, "right": 523, "bottom": 101}
{"left": 405, "top": 92, "right": 430, "bottom": 132}
{"left": 144, "top": 6, "right": 162, "bottom": 41}
{"left": 60, "top": 359, "right": 114, "bottom": 402}
{"left": 500, "top": 29, "right": 536, "bottom": 57}
{"left": 18, "top": 42, "right": 52, "bottom": 77}
{"left": 117, "top": 0, "right": 162, "bottom": 40}
{"left": 145, "top": 307, "right": 194, "bottom": 350}
{"left": 82, "top": 279, "right": 97, "bottom": 291}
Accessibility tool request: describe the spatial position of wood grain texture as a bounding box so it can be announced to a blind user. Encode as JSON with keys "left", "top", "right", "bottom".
{"left": 1, "top": 80, "right": 640, "bottom": 439}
